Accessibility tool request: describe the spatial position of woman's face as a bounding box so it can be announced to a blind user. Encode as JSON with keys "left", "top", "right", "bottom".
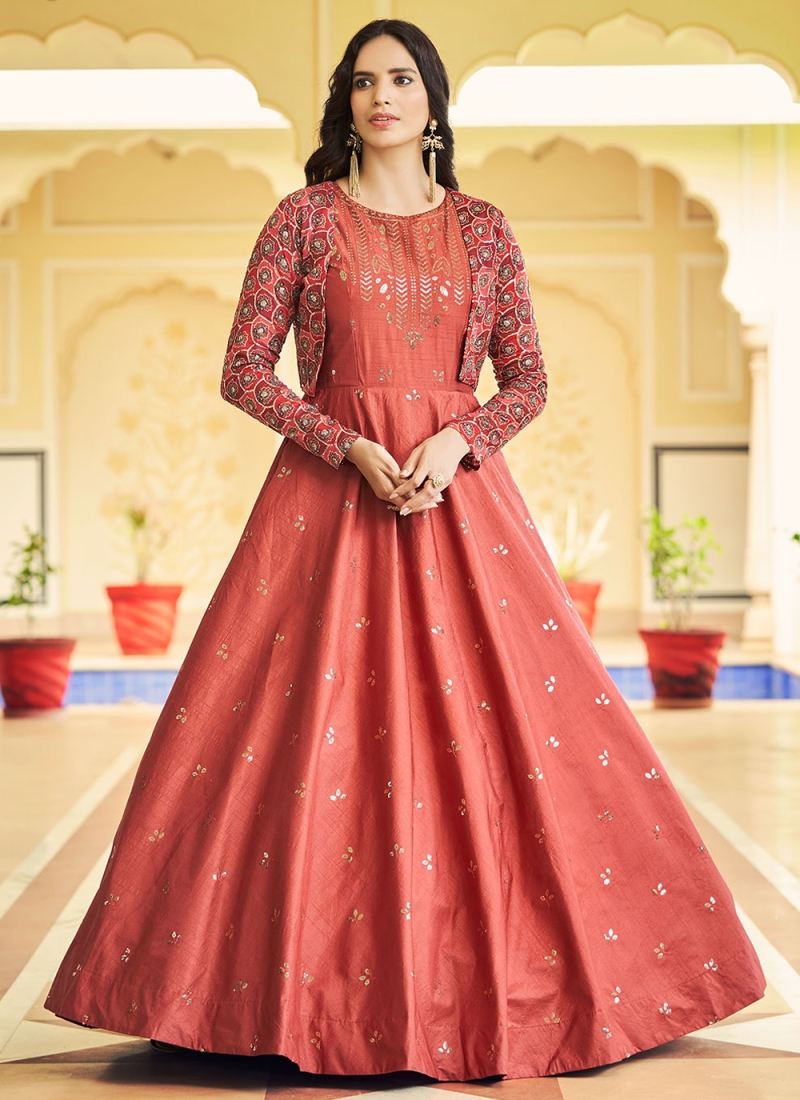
{"left": 350, "top": 35, "right": 430, "bottom": 152}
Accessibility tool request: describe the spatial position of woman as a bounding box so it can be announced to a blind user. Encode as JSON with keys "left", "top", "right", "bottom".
{"left": 45, "top": 19, "right": 765, "bottom": 1082}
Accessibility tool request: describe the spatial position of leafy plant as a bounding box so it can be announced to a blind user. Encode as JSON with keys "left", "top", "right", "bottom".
{"left": 642, "top": 508, "right": 722, "bottom": 631}
{"left": 0, "top": 528, "right": 57, "bottom": 634}
{"left": 120, "top": 501, "right": 169, "bottom": 583}
{"left": 538, "top": 500, "right": 611, "bottom": 582}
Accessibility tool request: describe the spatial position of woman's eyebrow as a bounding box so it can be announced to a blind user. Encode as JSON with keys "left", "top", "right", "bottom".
{"left": 352, "top": 67, "right": 418, "bottom": 77}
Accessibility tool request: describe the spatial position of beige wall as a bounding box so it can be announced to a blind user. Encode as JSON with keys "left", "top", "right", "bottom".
{"left": 0, "top": 158, "right": 290, "bottom": 614}
{"left": 1, "top": 1, "right": 798, "bottom": 158}
{"left": 467, "top": 141, "right": 744, "bottom": 616}
{"left": 0, "top": 134, "right": 744, "bottom": 625}
{"left": 1, "top": 1, "right": 798, "bottom": 646}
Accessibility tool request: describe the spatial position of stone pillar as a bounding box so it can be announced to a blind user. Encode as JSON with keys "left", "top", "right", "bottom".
{"left": 740, "top": 324, "right": 773, "bottom": 651}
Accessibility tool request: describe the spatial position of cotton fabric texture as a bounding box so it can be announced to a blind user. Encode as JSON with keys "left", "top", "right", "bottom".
{"left": 45, "top": 184, "right": 765, "bottom": 1081}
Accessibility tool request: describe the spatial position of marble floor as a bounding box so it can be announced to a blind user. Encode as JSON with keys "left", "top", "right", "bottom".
{"left": 0, "top": 699, "right": 798, "bottom": 1098}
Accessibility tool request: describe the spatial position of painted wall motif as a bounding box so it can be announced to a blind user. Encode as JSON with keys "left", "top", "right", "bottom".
{"left": 60, "top": 284, "right": 275, "bottom": 611}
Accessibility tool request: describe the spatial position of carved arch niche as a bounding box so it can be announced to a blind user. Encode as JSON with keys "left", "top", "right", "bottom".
{"left": 0, "top": 19, "right": 299, "bottom": 218}
{"left": 466, "top": 138, "right": 740, "bottom": 619}
{"left": 58, "top": 280, "right": 277, "bottom": 614}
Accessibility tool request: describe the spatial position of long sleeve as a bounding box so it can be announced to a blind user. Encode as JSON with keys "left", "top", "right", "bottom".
{"left": 446, "top": 210, "right": 547, "bottom": 469}
{"left": 221, "top": 196, "right": 361, "bottom": 468}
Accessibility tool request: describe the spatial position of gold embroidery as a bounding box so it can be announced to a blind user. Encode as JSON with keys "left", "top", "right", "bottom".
{"left": 333, "top": 192, "right": 467, "bottom": 349}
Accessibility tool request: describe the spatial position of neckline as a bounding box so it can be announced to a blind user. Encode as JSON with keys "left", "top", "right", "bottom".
{"left": 330, "top": 180, "right": 449, "bottom": 220}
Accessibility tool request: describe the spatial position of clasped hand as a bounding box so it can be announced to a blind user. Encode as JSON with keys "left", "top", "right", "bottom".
{"left": 345, "top": 427, "right": 471, "bottom": 514}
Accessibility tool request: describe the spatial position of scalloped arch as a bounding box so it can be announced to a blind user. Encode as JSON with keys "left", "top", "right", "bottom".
{"left": 459, "top": 132, "right": 740, "bottom": 316}
{"left": 453, "top": 13, "right": 798, "bottom": 100}
{"left": 60, "top": 277, "right": 235, "bottom": 400}
{"left": 0, "top": 131, "right": 296, "bottom": 223}
{"left": 46, "top": 139, "right": 281, "bottom": 226}
{"left": 0, "top": 18, "right": 295, "bottom": 131}
{"left": 463, "top": 134, "right": 724, "bottom": 237}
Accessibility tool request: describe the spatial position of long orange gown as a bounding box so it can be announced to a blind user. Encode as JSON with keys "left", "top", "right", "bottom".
{"left": 45, "top": 187, "right": 765, "bottom": 1081}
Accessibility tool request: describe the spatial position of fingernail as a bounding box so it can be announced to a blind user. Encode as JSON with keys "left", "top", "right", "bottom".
{"left": 436, "top": 493, "right": 444, "bottom": 502}
{"left": 399, "top": 507, "right": 411, "bottom": 516}
{"left": 400, "top": 470, "right": 409, "bottom": 477}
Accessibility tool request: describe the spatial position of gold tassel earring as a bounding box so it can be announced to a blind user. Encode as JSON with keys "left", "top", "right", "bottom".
{"left": 346, "top": 122, "right": 362, "bottom": 198}
{"left": 422, "top": 118, "right": 444, "bottom": 203}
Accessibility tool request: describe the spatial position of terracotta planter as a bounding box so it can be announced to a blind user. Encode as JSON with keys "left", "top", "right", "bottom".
{"left": 0, "top": 637, "right": 76, "bottom": 716}
{"left": 106, "top": 584, "right": 182, "bottom": 655}
{"left": 639, "top": 628, "right": 727, "bottom": 708}
{"left": 565, "top": 580, "right": 603, "bottom": 636}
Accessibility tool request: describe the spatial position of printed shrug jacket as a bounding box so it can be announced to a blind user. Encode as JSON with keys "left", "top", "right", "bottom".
{"left": 221, "top": 180, "right": 547, "bottom": 470}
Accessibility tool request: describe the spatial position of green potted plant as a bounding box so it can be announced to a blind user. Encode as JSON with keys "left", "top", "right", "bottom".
{"left": 105, "top": 502, "right": 182, "bottom": 655}
{"left": 0, "top": 529, "right": 76, "bottom": 716}
{"left": 639, "top": 507, "right": 724, "bottom": 708}
{"left": 538, "top": 501, "right": 611, "bottom": 635}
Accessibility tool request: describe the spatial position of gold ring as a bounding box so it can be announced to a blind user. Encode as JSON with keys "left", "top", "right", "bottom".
{"left": 430, "top": 473, "right": 445, "bottom": 491}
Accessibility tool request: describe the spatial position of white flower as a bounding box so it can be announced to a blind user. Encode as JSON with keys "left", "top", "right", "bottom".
{"left": 545, "top": 675, "right": 556, "bottom": 692}
{"left": 537, "top": 501, "right": 611, "bottom": 579}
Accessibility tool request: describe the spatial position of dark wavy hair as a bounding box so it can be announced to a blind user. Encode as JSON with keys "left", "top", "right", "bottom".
{"left": 304, "top": 19, "right": 457, "bottom": 191}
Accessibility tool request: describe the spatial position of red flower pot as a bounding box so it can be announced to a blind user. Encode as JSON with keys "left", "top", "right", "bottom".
{"left": 639, "top": 628, "right": 726, "bottom": 708}
{"left": 106, "top": 585, "right": 182, "bottom": 655}
{"left": 565, "top": 580, "right": 602, "bottom": 636}
{"left": 0, "top": 637, "right": 76, "bottom": 716}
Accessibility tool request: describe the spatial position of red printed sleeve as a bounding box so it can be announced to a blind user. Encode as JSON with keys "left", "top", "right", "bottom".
{"left": 221, "top": 196, "right": 360, "bottom": 468}
{"left": 446, "top": 210, "right": 547, "bottom": 468}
